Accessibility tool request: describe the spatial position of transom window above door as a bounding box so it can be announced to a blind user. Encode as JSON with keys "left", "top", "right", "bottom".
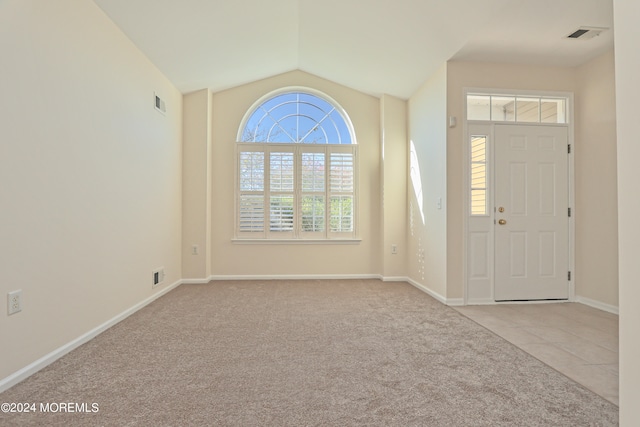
{"left": 467, "top": 93, "right": 569, "bottom": 124}
{"left": 236, "top": 89, "right": 358, "bottom": 241}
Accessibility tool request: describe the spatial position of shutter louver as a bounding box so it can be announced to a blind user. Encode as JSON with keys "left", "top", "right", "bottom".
{"left": 239, "top": 195, "right": 264, "bottom": 232}
{"left": 329, "top": 152, "right": 354, "bottom": 233}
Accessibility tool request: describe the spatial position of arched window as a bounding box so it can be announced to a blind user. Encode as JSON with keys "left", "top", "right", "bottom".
{"left": 240, "top": 92, "right": 353, "bottom": 144}
{"left": 236, "top": 88, "right": 357, "bottom": 240}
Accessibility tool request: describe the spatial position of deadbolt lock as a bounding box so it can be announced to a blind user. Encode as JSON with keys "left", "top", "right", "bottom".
{"left": 498, "top": 207, "right": 505, "bottom": 213}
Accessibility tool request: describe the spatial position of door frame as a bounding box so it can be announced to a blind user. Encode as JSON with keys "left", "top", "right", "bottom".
{"left": 462, "top": 88, "right": 575, "bottom": 305}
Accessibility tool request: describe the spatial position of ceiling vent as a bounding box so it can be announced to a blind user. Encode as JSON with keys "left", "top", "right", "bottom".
{"left": 566, "top": 26, "right": 608, "bottom": 40}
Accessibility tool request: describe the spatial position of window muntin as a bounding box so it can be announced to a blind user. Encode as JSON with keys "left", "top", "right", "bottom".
{"left": 237, "top": 90, "right": 357, "bottom": 240}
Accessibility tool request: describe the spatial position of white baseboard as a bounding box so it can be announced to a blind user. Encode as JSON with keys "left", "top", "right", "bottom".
{"left": 381, "top": 276, "right": 410, "bottom": 282}
{"left": 180, "top": 277, "right": 211, "bottom": 284}
{"left": 406, "top": 278, "right": 445, "bottom": 303}
{"left": 465, "top": 298, "right": 497, "bottom": 306}
{"left": 206, "top": 274, "right": 383, "bottom": 281}
{"left": 405, "top": 278, "right": 463, "bottom": 306}
{"left": 576, "top": 295, "right": 619, "bottom": 315}
{"left": 0, "top": 279, "right": 182, "bottom": 394}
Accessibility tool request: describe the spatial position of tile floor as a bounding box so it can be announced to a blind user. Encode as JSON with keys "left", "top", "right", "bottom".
{"left": 454, "top": 302, "right": 619, "bottom": 405}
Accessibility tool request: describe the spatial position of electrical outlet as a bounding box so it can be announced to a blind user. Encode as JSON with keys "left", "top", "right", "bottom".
{"left": 192, "top": 245, "right": 199, "bottom": 255}
{"left": 8, "top": 290, "right": 22, "bottom": 315}
{"left": 391, "top": 244, "right": 398, "bottom": 254}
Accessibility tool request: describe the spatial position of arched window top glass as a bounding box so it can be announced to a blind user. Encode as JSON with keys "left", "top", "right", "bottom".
{"left": 238, "top": 89, "right": 355, "bottom": 144}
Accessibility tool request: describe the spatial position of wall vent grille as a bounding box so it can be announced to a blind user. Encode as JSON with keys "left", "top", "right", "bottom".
{"left": 154, "top": 93, "right": 166, "bottom": 114}
{"left": 566, "top": 27, "right": 608, "bottom": 40}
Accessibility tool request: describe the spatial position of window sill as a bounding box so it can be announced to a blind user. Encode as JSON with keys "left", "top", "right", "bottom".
{"left": 232, "top": 238, "right": 361, "bottom": 245}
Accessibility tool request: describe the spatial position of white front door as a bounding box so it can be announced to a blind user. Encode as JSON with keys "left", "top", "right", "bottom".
{"left": 494, "top": 124, "right": 569, "bottom": 301}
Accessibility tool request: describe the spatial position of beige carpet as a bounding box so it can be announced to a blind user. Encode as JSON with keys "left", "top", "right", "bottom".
{"left": 0, "top": 279, "right": 618, "bottom": 426}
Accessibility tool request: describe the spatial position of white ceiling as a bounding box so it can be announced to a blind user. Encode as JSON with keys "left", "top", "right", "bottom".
{"left": 93, "top": 0, "right": 613, "bottom": 99}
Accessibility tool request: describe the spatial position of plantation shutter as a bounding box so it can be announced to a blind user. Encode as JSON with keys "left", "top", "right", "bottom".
{"left": 300, "top": 147, "right": 326, "bottom": 238}
{"left": 328, "top": 146, "right": 355, "bottom": 238}
{"left": 268, "top": 149, "right": 295, "bottom": 238}
{"left": 236, "top": 144, "right": 356, "bottom": 240}
{"left": 238, "top": 150, "right": 265, "bottom": 236}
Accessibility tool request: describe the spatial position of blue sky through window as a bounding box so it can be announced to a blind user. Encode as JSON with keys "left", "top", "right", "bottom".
{"left": 241, "top": 92, "right": 353, "bottom": 144}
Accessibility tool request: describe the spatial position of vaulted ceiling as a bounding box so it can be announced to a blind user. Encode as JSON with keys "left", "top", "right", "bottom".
{"left": 93, "top": 0, "right": 613, "bottom": 99}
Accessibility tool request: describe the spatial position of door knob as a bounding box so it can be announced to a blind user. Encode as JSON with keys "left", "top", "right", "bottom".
{"left": 498, "top": 219, "right": 507, "bottom": 225}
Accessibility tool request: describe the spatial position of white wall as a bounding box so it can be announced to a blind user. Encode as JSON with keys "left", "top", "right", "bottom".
{"left": 575, "top": 50, "right": 618, "bottom": 309}
{"left": 613, "top": 0, "right": 640, "bottom": 422}
{"left": 407, "top": 65, "right": 448, "bottom": 300}
{"left": 0, "top": 0, "right": 182, "bottom": 382}
{"left": 381, "top": 95, "right": 408, "bottom": 278}
{"left": 182, "top": 89, "right": 212, "bottom": 279}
